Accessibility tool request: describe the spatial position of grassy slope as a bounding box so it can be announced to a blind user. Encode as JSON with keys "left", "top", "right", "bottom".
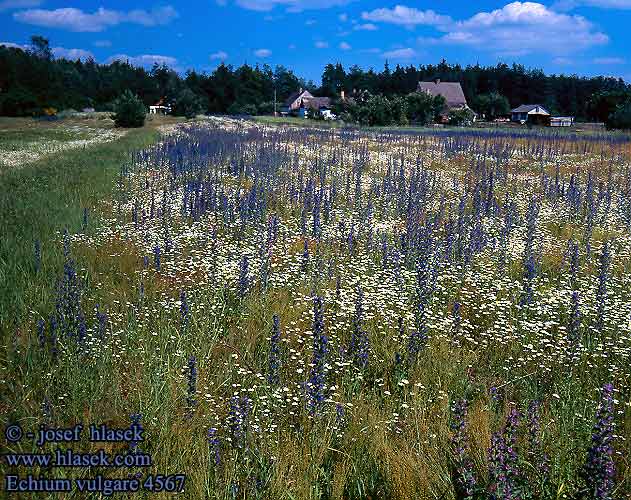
{"left": 0, "top": 121, "right": 162, "bottom": 338}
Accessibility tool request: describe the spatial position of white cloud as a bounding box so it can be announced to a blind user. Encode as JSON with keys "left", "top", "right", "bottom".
{"left": 13, "top": 6, "right": 178, "bottom": 32}
{"left": 338, "top": 13, "right": 347, "bottom": 21}
{"left": 593, "top": 56, "right": 625, "bottom": 64}
{"left": 106, "top": 53, "right": 178, "bottom": 68}
{"left": 362, "top": 5, "right": 451, "bottom": 28}
{"left": 339, "top": 41, "right": 351, "bottom": 50}
{"left": 0, "top": 0, "right": 40, "bottom": 12}
{"left": 429, "top": 2, "right": 608, "bottom": 56}
{"left": 553, "top": 0, "right": 631, "bottom": 10}
{"left": 354, "top": 23, "right": 377, "bottom": 31}
{"left": 210, "top": 50, "right": 228, "bottom": 60}
{"left": 0, "top": 41, "right": 28, "bottom": 49}
{"left": 234, "top": 0, "right": 353, "bottom": 12}
{"left": 254, "top": 48, "right": 272, "bottom": 57}
{"left": 53, "top": 46, "right": 94, "bottom": 61}
{"left": 362, "top": 2, "right": 608, "bottom": 56}
{"left": 93, "top": 40, "right": 111, "bottom": 47}
{"left": 584, "top": 0, "right": 631, "bottom": 5}
{"left": 315, "top": 41, "right": 329, "bottom": 48}
{"left": 553, "top": 56, "right": 574, "bottom": 65}
{"left": 125, "top": 6, "right": 179, "bottom": 25}
{"left": 382, "top": 47, "right": 417, "bottom": 59}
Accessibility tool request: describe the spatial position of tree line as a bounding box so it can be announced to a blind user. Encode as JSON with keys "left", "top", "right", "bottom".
{"left": 1, "top": 36, "right": 630, "bottom": 127}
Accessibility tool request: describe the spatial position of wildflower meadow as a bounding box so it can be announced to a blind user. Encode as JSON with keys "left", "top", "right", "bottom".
{"left": 2, "top": 119, "right": 631, "bottom": 498}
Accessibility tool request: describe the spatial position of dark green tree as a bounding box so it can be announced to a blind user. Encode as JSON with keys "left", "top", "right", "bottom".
{"left": 29, "top": 35, "right": 52, "bottom": 60}
{"left": 406, "top": 92, "right": 446, "bottom": 125}
{"left": 587, "top": 90, "right": 631, "bottom": 123}
{"left": 321, "top": 63, "right": 346, "bottom": 97}
{"left": 111, "top": 90, "right": 146, "bottom": 128}
{"left": 474, "top": 92, "right": 510, "bottom": 120}
{"left": 172, "top": 87, "right": 205, "bottom": 118}
{"left": 608, "top": 100, "right": 631, "bottom": 130}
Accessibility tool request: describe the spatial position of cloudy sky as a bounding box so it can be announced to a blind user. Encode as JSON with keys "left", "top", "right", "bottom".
{"left": 1, "top": 0, "right": 630, "bottom": 82}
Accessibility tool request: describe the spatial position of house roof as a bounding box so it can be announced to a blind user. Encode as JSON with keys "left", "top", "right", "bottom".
{"left": 284, "top": 89, "right": 312, "bottom": 106}
{"left": 511, "top": 104, "right": 550, "bottom": 114}
{"left": 417, "top": 81, "right": 467, "bottom": 107}
{"left": 304, "top": 97, "right": 331, "bottom": 110}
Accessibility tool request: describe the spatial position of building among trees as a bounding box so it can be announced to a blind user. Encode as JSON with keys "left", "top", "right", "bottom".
{"left": 281, "top": 88, "right": 332, "bottom": 118}
{"left": 510, "top": 104, "right": 550, "bottom": 124}
{"left": 149, "top": 97, "right": 171, "bottom": 115}
{"left": 417, "top": 79, "right": 474, "bottom": 122}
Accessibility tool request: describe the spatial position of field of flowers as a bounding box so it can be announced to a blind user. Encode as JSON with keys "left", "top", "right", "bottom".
{"left": 3, "top": 119, "right": 631, "bottom": 498}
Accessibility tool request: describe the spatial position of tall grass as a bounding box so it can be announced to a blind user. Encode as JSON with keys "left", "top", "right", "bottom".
{"left": 0, "top": 127, "right": 159, "bottom": 337}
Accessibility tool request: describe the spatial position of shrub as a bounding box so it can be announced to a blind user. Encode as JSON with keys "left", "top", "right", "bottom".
{"left": 172, "top": 88, "right": 205, "bottom": 119}
{"left": 0, "top": 86, "right": 40, "bottom": 116}
{"left": 111, "top": 90, "right": 146, "bottom": 128}
{"left": 607, "top": 100, "right": 631, "bottom": 130}
{"left": 448, "top": 107, "right": 476, "bottom": 126}
{"left": 256, "top": 101, "right": 276, "bottom": 115}
{"left": 405, "top": 92, "right": 445, "bottom": 125}
{"left": 227, "top": 102, "right": 258, "bottom": 116}
{"left": 474, "top": 92, "right": 510, "bottom": 120}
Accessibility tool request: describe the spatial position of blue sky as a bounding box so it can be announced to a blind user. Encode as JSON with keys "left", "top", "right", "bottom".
{"left": 1, "top": 0, "right": 630, "bottom": 83}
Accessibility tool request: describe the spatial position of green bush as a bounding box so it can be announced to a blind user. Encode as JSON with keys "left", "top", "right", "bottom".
{"left": 172, "top": 88, "right": 205, "bottom": 119}
{"left": 474, "top": 92, "right": 510, "bottom": 120}
{"left": 448, "top": 107, "right": 476, "bottom": 126}
{"left": 256, "top": 101, "right": 276, "bottom": 115}
{"left": 405, "top": 92, "right": 445, "bottom": 125}
{"left": 0, "top": 87, "right": 40, "bottom": 116}
{"left": 337, "top": 91, "right": 447, "bottom": 127}
{"left": 607, "top": 101, "right": 631, "bottom": 130}
{"left": 111, "top": 90, "right": 146, "bottom": 128}
{"left": 227, "top": 102, "right": 258, "bottom": 116}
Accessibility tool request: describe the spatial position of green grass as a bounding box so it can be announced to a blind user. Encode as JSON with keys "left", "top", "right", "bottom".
{"left": 251, "top": 115, "right": 344, "bottom": 129}
{"left": 0, "top": 124, "right": 161, "bottom": 338}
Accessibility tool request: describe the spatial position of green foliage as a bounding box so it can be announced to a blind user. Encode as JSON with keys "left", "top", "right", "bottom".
{"left": 321, "top": 62, "right": 347, "bottom": 97}
{"left": 256, "top": 101, "right": 276, "bottom": 115}
{"left": 587, "top": 90, "right": 631, "bottom": 124}
{"left": 0, "top": 86, "right": 40, "bottom": 116}
{"left": 340, "top": 91, "right": 448, "bottom": 127}
{"left": 171, "top": 87, "right": 205, "bottom": 119}
{"left": 608, "top": 100, "right": 631, "bottom": 130}
{"left": 448, "top": 107, "right": 476, "bottom": 126}
{"left": 405, "top": 92, "right": 446, "bottom": 125}
{"left": 474, "top": 92, "right": 510, "bottom": 120}
{"left": 151, "top": 63, "right": 182, "bottom": 103}
{"left": 338, "top": 92, "right": 408, "bottom": 126}
{"left": 227, "top": 101, "right": 258, "bottom": 115}
{"left": 29, "top": 35, "right": 53, "bottom": 61}
{"left": 111, "top": 90, "right": 146, "bottom": 128}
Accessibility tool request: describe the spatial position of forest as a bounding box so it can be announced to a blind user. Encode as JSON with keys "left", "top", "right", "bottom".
{"left": 1, "top": 36, "right": 631, "bottom": 124}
